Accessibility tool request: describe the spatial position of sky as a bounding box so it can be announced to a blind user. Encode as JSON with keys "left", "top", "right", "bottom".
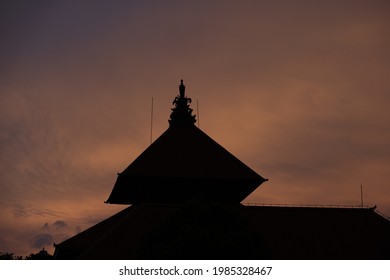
{"left": 1, "top": 0, "right": 389, "bottom": 256}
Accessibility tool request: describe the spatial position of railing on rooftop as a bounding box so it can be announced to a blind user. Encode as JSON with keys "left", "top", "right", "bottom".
{"left": 243, "top": 202, "right": 375, "bottom": 209}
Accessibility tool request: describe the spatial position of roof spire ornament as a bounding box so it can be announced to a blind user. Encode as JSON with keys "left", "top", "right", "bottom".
{"left": 169, "top": 79, "right": 196, "bottom": 126}
{"left": 179, "top": 79, "right": 185, "bottom": 98}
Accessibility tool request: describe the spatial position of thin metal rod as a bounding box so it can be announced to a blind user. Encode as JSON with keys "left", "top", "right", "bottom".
{"left": 197, "top": 99, "right": 200, "bottom": 128}
{"left": 150, "top": 97, "right": 154, "bottom": 144}
{"left": 360, "top": 184, "right": 364, "bottom": 207}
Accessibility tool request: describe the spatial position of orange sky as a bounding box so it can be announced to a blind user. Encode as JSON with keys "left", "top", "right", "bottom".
{"left": 1, "top": 0, "right": 390, "bottom": 256}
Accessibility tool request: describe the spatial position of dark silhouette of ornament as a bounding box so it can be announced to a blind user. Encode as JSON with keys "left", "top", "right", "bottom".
{"left": 169, "top": 80, "right": 196, "bottom": 126}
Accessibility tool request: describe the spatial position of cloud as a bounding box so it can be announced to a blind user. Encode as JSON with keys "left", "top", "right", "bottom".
{"left": 53, "top": 220, "right": 67, "bottom": 229}
{"left": 30, "top": 234, "right": 53, "bottom": 249}
{"left": 11, "top": 205, "right": 63, "bottom": 218}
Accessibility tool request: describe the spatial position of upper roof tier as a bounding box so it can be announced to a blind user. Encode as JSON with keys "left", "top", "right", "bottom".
{"left": 105, "top": 80, "right": 267, "bottom": 204}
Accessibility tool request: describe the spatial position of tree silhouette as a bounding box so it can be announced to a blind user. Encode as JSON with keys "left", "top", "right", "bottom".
{"left": 0, "top": 252, "right": 23, "bottom": 260}
{"left": 0, "top": 248, "right": 53, "bottom": 260}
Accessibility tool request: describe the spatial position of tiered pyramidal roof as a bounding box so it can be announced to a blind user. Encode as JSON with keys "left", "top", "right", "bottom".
{"left": 55, "top": 80, "right": 390, "bottom": 260}
{"left": 105, "top": 80, "right": 267, "bottom": 204}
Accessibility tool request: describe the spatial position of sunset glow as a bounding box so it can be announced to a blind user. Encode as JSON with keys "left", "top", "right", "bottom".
{"left": 1, "top": 0, "right": 389, "bottom": 256}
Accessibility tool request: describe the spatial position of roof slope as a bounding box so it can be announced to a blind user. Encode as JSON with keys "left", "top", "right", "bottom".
{"left": 54, "top": 204, "right": 390, "bottom": 260}
{"left": 106, "top": 124, "right": 266, "bottom": 204}
{"left": 53, "top": 206, "right": 136, "bottom": 259}
{"left": 54, "top": 204, "right": 179, "bottom": 259}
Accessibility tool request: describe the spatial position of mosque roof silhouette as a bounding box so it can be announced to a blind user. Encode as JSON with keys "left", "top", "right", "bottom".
{"left": 106, "top": 80, "right": 266, "bottom": 205}
{"left": 54, "top": 80, "right": 390, "bottom": 259}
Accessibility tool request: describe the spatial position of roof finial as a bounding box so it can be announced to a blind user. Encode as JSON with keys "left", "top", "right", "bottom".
{"left": 169, "top": 79, "right": 196, "bottom": 126}
{"left": 179, "top": 79, "right": 185, "bottom": 98}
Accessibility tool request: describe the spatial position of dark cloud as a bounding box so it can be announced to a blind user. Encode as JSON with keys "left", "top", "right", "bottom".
{"left": 11, "top": 205, "right": 63, "bottom": 218}
{"left": 53, "top": 220, "right": 67, "bottom": 229}
{"left": 12, "top": 205, "right": 28, "bottom": 218}
{"left": 30, "top": 234, "right": 53, "bottom": 249}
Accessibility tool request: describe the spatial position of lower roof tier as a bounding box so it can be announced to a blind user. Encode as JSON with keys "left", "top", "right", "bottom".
{"left": 54, "top": 204, "right": 390, "bottom": 259}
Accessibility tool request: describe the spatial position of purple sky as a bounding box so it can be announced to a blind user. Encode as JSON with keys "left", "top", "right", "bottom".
{"left": 1, "top": 0, "right": 389, "bottom": 256}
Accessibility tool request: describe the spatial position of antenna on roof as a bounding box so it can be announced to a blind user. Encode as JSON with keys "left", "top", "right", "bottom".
{"left": 150, "top": 97, "right": 154, "bottom": 144}
{"left": 197, "top": 99, "right": 200, "bottom": 128}
{"left": 360, "top": 183, "right": 364, "bottom": 208}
